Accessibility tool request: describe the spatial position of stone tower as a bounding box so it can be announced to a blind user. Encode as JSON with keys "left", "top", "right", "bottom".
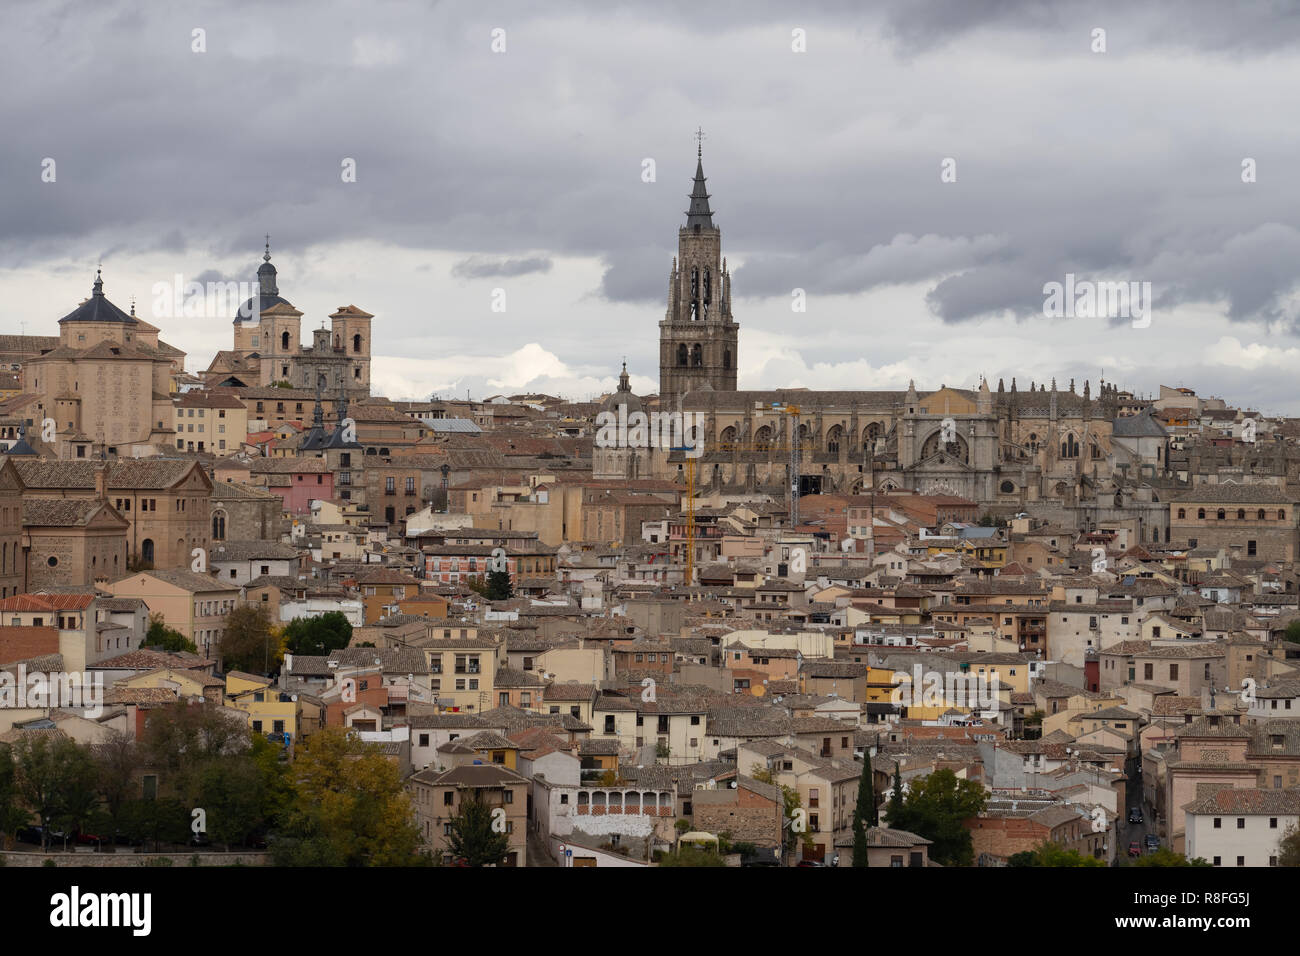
{"left": 658, "top": 142, "right": 739, "bottom": 409}
{"left": 328, "top": 304, "right": 374, "bottom": 393}
{"left": 232, "top": 240, "right": 303, "bottom": 384}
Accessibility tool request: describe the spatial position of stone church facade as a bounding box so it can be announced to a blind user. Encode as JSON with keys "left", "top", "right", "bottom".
{"left": 204, "top": 243, "right": 373, "bottom": 398}
{"left": 620, "top": 147, "right": 1172, "bottom": 536}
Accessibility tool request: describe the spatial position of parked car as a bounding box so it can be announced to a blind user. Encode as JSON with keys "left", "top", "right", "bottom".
{"left": 796, "top": 860, "right": 825, "bottom": 867}
{"left": 1128, "top": 807, "right": 1143, "bottom": 824}
{"left": 1145, "top": 834, "right": 1160, "bottom": 850}
{"left": 1127, "top": 841, "right": 1142, "bottom": 858}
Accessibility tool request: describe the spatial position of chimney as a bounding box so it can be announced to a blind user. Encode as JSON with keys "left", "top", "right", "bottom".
{"left": 94, "top": 461, "right": 108, "bottom": 501}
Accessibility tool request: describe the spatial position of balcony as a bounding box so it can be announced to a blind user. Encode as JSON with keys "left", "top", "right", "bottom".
{"left": 573, "top": 789, "right": 675, "bottom": 817}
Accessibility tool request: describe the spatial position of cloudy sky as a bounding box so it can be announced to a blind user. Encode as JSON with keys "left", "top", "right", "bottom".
{"left": 5, "top": 0, "right": 1300, "bottom": 411}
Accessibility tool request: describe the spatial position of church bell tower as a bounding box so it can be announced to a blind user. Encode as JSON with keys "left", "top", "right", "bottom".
{"left": 658, "top": 133, "right": 739, "bottom": 408}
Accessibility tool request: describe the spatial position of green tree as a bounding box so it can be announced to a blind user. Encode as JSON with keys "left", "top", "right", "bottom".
{"left": 886, "top": 762, "right": 904, "bottom": 824}
{"left": 219, "top": 604, "right": 277, "bottom": 674}
{"left": 1285, "top": 620, "right": 1300, "bottom": 645}
{"left": 1008, "top": 841, "right": 1104, "bottom": 867}
{"left": 1129, "top": 847, "right": 1211, "bottom": 867}
{"left": 140, "top": 701, "right": 251, "bottom": 807}
{"left": 51, "top": 753, "right": 100, "bottom": 849}
{"left": 1279, "top": 823, "right": 1300, "bottom": 866}
{"left": 91, "top": 731, "right": 142, "bottom": 842}
{"left": 752, "top": 764, "right": 810, "bottom": 858}
{"left": 658, "top": 845, "right": 727, "bottom": 867}
{"left": 0, "top": 743, "right": 31, "bottom": 848}
{"left": 195, "top": 755, "right": 269, "bottom": 851}
{"left": 282, "top": 612, "right": 353, "bottom": 656}
{"left": 852, "top": 751, "right": 875, "bottom": 867}
{"left": 887, "top": 768, "right": 987, "bottom": 867}
{"left": 273, "top": 729, "right": 423, "bottom": 866}
{"left": 484, "top": 568, "right": 513, "bottom": 601}
{"left": 142, "top": 613, "right": 196, "bottom": 653}
{"left": 444, "top": 796, "right": 511, "bottom": 867}
{"left": 12, "top": 736, "right": 97, "bottom": 851}
{"left": 120, "top": 797, "right": 189, "bottom": 852}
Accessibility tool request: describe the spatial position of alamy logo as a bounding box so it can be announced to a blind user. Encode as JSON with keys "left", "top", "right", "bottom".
{"left": 50, "top": 887, "right": 151, "bottom": 936}
{"left": 152, "top": 275, "right": 263, "bottom": 320}
{"left": 594, "top": 407, "right": 705, "bottom": 458}
{"left": 1042, "top": 273, "right": 1152, "bottom": 328}
{"left": 890, "top": 665, "right": 1000, "bottom": 715}
{"left": 0, "top": 667, "right": 103, "bottom": 717}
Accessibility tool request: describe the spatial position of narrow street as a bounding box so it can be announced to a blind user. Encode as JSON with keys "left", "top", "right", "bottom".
{"left": 527, "top": 828, "right": 557, "bottom": 867}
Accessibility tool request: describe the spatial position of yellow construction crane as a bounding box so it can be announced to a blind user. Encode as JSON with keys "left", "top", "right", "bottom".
{"left": 766, "top": 402, "right": 802, "bottom": 527}
{"left": 670, "top": 440, "right": 698, "bottom": 585}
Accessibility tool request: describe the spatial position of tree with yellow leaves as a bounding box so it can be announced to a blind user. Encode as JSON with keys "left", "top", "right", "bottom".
{"left": 272, "top": 728, "right": 426, "bottom": 866}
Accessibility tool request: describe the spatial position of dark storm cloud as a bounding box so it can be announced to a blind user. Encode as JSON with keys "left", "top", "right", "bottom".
{"left": 5, "top": 0, "right": 1300, "bottom": 393}
{"left": 451, "top": 255, "right": 552, "bottom": 279}
{"left": 598, "top": 247, "right": 673, "bottom": 304}
{"left": 877, "top": 0, "right": 1300, "bottom": 54}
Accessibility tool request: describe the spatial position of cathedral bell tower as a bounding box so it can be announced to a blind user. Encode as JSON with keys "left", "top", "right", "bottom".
{"left": 659, "top": 135, "right": 739, "bottom": 408}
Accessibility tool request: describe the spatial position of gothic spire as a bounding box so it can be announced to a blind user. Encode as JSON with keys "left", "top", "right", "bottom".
{"left": 685, "top": 139, "right": 714, "bottom": 229}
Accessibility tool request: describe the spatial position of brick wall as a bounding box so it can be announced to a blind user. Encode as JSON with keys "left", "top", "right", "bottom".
{"left": 0, "top": 625, "right": 60, "bottom": 663}
{"left": 692, "top": 787, "right": 782, "bottom": 847}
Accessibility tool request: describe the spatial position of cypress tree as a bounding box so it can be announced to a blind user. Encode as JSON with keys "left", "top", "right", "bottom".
{"left": 851, "top": 750, "right": 874, "bottom": 867}
{"left": 887, "top": 761, "right": 904, "bottom": 825}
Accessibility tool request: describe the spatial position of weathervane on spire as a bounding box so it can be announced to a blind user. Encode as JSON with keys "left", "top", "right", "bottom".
{"left": 264, "top": 234, "right": 272, "bottom": 262}
{"left": 694, "top": 126, "right": 706, "bottom": 158}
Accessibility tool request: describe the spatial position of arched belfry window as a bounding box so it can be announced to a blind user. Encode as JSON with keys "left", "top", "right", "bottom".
{"left": 677, "top": 344, "right": 688, "bottom": 367}
{"left": 723, "top": 349, "right": 731, "bottom": 370}
{"left": 281, "top": 330, "right": 290, "bottom": 350}
{"left": 353, "top": 333, "right": 362, "bottom": 353}
{"left": 691, "top": 344, "right": 703, "bottom": 367}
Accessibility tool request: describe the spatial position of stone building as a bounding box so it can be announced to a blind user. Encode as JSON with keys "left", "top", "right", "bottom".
{"left": 628, "top": 146, "right": 1171, "bottom": 533}
{"left": 173, "top": 389, "right": 247, "bottom": 455}
{"left": 25, "top": 271, "right": 184, "bottom": 459}
{"left": 1169, "top": 484, "right": 1299, "bottom": 562}
{"left": 209, "top": 480, "right": 285, "bottom": 543}
{"left": 206, "top": 242, "right": 373, "bottom": 398}
{"left": 0, "top": 458, "right": 24, "bottom": 598}
{"left": 658, "top": 146, "right": 739, "bottom": 408}
{"left": 14, "top": 459, "right": 212, "bottom": 571}
{"left": 21, "top": 498, "right": 130, "bottom": 589}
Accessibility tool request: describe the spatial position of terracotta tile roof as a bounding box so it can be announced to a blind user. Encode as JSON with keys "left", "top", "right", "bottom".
{"left": 0, "top": 593, "right": 96, "bottom": 612}
{"left": 15, "top": 459, "right": 206, "bottom": 491}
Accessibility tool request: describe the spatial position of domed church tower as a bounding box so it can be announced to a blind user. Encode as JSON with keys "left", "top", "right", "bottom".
{"left": 594, "top": 363, "right": 645, "bottom": 480}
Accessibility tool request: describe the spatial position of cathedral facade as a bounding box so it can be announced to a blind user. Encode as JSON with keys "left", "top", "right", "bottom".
{"left": 616, "top": 146, "right": 1171, "bottom": 535}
